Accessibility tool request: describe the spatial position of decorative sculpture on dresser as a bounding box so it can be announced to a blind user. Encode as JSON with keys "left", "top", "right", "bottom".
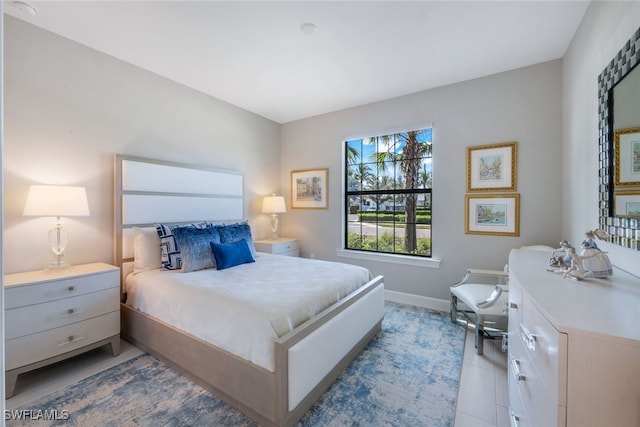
{"left": 547, "top": 235, "right": 611, "bottom": 281}
{"left": 548, "top": 240, "right": 574, "bottom": 270}
{"left": 563, "top": 247, "right": 596, "bottom": 281}
{"left": 579, "top": 230, "right": 613, "bottom": 277}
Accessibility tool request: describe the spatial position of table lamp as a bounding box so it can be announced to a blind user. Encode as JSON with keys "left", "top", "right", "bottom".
{"left": 262, "top": 194, "right": 286, "bottom": 240}
{"left": 23, "top": 184, "right": 90, "bottom": 270}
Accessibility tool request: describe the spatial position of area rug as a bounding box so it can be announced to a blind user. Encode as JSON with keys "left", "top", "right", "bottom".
{"left": 8, "top": 302, "right": 465, "bottom": 427}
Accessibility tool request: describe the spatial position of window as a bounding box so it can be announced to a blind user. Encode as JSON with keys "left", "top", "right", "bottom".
{"left": 345, "top": 127, "right": 432, "bottom": 257}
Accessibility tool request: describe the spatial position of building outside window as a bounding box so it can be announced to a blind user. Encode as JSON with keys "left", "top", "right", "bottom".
{"left": 345, "top": 127, "right": 433, "bottom": 257}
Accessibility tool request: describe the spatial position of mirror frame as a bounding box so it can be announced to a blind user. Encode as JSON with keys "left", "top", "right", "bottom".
{"left": 598, "top": 27, "right": 640, "bottom": 250}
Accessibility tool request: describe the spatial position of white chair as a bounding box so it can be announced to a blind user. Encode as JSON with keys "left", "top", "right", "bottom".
{"left": 451, "top": 245, "right": 555, "bottom": 355}
{"left": 450, "top": 268, "right": 509, "bottom": 355}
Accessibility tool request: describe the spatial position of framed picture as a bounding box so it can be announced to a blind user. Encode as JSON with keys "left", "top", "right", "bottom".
{"left": 614, "top": 127, "right": 640, "bottom": 187}
{"left": 614, "top": 190, "right": 640, "bottom": 218}
{"left": 465, "top": 194, "right": 520, "bottom": 236}
{"left": 466, "top": 142, "right": 517, "bottom": 192}
{"left": 291, "top": 168, "right": 328, "bottom": 209}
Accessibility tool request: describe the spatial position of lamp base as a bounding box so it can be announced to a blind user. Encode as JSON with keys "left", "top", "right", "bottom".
{"left": 45, "top": 260, "right": 72, "bottom": 272}
{"left": 270, "top": 214, "right": 280, "bottom": 240}
{"left": 47, "top": 221, "right": 71, "bottom": 272}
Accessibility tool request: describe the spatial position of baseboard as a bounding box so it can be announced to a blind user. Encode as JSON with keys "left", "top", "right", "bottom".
{"left": 384, "top": 290, "right": 449, "bottom": 313}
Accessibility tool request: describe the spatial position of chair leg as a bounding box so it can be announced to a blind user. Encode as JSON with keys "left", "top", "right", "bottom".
{"left": 475, "top": 314, "right": 485, "bottom": 355}
{"left": 450, "top": 295, "right": 458, "bottom": 324}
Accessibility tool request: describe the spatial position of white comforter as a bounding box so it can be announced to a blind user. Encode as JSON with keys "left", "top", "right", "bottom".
{"left": 125, "top": 253, "right": 371, "bottom": 371}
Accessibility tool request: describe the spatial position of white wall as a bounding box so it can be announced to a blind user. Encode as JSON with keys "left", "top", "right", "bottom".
{"left": 281, "top": 61, "right": 563, "bottom": 300}
{"left": 1, "top": 1, "right": 6, "bottom": 408}
{"left": 3, "top": 17, "right": 281, "bottom": 274}
{"left": 563, "top": 1, "right": 640, "bottom": 277}
{"left": 6, "top": 1, "right": 638, "bottom": 293}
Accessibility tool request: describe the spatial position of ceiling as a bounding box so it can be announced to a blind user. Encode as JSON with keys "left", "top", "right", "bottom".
{"left": 5, "top": 1, "right": 590, "bottom": 123}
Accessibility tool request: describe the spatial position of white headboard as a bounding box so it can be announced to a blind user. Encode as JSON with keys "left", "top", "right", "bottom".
{"left": 114, "top": 154, "right": 244, "bottom": 290}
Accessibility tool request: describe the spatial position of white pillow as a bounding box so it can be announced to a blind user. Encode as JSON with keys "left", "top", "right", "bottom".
{"left": 133, "top": 227, "right": 162, "bottom": 272}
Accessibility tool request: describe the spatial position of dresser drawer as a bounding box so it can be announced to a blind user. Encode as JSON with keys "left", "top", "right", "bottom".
{"left": 5, "top": 269, "right": 119, "bottom": 309}
{"left": 520, "top": 293, "right": 567, "bottom": 404}
{"left": 508, "top": 371, "right": 534, "bottom": 427}
{"left": 509, "top": 331, "right": 563, "bottom": 427}
{"left": 5, "top": 287, "right": 120, "bottom": 340}
{"left": 5, "top": 311, "right": 120, "bottom": 370}
{"left": 508, "top": 280, "right": 523, "bottom": 337}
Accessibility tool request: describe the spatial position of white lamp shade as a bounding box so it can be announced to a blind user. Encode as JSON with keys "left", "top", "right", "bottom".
{"left": 262, "top": 195, "right": 286, "bottom": 214}
{"left": 23, "top": 185, "right": 90, "bottom": 217}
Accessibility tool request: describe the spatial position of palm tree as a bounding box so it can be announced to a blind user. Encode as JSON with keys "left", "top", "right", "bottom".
{"left": 419, "top": 163, "right": 432, "bottom": 189}
{"left": 370, "top": 130, "right": 432, "bottom": 253}
{"left": 352, "top": 163, "right": 373, "bottom": 190}
{"left": 419, "top": 163, "right": 432, "bottom": 207}
{"left": 365, "top": 174, "right": 396, "bottom": 209}
{"left": 346, "top": 163, "right": 374, "bottom": 212}
{"left": 346, "top": 144, "right": 360, "bottom": 166}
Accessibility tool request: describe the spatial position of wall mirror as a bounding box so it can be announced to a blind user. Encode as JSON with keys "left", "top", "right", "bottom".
{"left": 598, "top": 27, "right": 640, "bottom": 251}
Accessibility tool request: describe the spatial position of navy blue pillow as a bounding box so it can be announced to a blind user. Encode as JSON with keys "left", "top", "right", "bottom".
{"left": 210, "top": 239, "right": 255, "bottom": 270}
{"left": 172, "top": 225, "right": 222, "bottom": 272}
{"left": 155, "top": 222, "right": 209, "bottom": 270}
{"left": 217, "top": 222, "right": 257, "bottom": 258}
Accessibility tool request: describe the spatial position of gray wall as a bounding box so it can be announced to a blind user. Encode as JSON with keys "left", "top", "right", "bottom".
{"left": 563, "top": 1, "right": 640, "bottom": 277}
{"left": 280, "top": 61, "right": 563, "bottom": 301}
{"left": 3, "top": 16, "right": 281, "bottom": 274}
{"left": 6, "top": 1, "right": 640, "bottom": 291}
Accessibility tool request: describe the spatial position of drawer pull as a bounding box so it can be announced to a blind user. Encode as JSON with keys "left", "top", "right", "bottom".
{"left": 60, "top": 308, "right": 84, "bottom": 318}
{"left": 501, "top": 335, "right": 509, "bottom": 352}
{"left": 502, "top": 300, "right": 509, "bottom": 314}
{"left": 59, "top": 335, "right": 85, "bottom": 346}
{"left": 510, "top": 355, "right": 526, "bottom": 383}
{"left": 510, "top": 410, "right": 521, "bottom": 427}
{"left": 67, "top": 286, "right": 75, "bottom": 292}
{"left": 519, "top": 323, "right": 537, "bottom": 351}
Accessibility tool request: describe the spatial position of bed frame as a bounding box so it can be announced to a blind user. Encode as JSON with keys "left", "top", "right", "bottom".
{"left": 114, "top": 154, "right": 385, "bottom": 426}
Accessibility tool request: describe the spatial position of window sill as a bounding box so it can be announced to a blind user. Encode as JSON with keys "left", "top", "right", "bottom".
{"left": 336, "top": 249, "right": 441, "bottom": 268}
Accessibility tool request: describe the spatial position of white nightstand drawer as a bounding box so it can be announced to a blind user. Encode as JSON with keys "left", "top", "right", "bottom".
{"left": 271, "top": 240, "right": 299, "bottom": 255}
{"left": 5, "top": 311, "right": 120, "bottom": 371}
{"left": 5, "top": 287, "right": 120, "bottom": 340}
{"left": 5, "top": 267, "right": 119, "bottom": 309}
{"left": 254, "top": 238, "right": 299, "bottom": 257}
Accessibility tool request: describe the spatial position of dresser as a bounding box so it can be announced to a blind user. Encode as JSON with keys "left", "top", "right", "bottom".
{"left": 254, "top": 237, "right": 299, "bottom": 257}
{"left": 507, "top": 249, "right": 640, "bottom": 427}
{"left": 4, "top": 263, "right": 121, "bottom": 397}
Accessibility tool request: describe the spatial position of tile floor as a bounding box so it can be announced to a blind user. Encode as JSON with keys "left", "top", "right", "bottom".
{"left": 454, "top": 326, "right": 509, "bottom": 427}
{"left": 6, "top": 326, "right": 509, "bottom": 427}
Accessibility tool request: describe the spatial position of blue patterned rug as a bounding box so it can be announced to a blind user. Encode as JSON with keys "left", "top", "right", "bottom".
{"left": 8, "top": 303, "right": 466, "bottom": 427}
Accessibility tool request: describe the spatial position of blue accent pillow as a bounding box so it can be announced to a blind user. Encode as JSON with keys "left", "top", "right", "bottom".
{"left": 171, "top": 225, "right": 222, "bottom": 272}
{"left": 210, "top": 239, "right": 255, "bottom": 270}
{"left": 155, "top": 222, "right": 209, "bottom": 270}
{"left": 217, "top": 222, "right": 257, "bottom": 258}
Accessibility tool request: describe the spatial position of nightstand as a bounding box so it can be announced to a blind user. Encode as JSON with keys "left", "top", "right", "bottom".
{"left": 254, "top": 237, "right": 299, "bottom": 257}
{"left": 4, "top": 262, "right": 121, "bottom": 397}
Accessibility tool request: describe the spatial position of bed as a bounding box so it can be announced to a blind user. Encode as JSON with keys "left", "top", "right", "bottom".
{"left": 114, "top": 154, "right": 385, "bottom": 426}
